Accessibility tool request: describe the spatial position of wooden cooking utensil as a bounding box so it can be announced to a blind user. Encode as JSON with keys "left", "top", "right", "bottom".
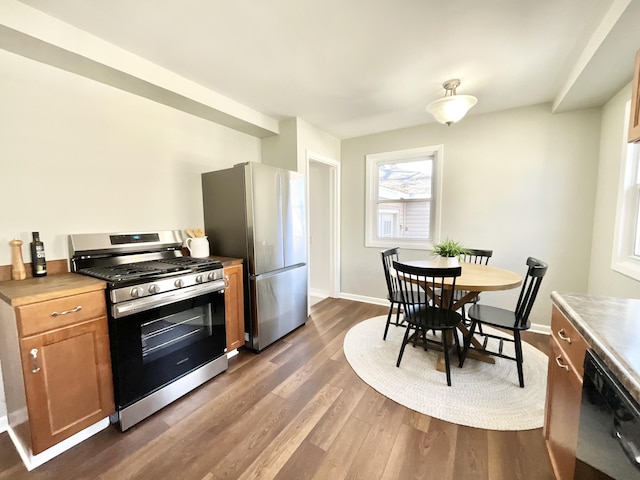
{"left": 194, "top": 228, "right": 205, "bottom": 238}
{"left": 186, "top": 228, "right": 195, "bottom": 238}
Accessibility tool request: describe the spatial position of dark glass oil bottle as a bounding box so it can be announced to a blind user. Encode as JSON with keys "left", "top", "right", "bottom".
{"left": 30, "top": 231, "right": 47, "bottom": 277}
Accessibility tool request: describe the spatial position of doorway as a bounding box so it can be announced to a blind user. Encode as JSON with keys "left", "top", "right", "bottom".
{"left": 307, "top": 152, "right": 340, "bottom": 309}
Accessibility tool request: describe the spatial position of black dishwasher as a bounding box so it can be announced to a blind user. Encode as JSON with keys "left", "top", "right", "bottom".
{"left": 575, "top": 349, "right": 640, "bottom": 479}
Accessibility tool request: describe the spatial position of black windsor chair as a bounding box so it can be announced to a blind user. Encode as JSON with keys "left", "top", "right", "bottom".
{"left": 393, "top": 261, "right": 463, "bottom": 386}
{"left": 458, "top": 257, "right": 548, "bottom": 388}
{"left": 380, "top": 248, "right": 428, "bottom": 340}
{"left": 456, "top": 248, "right": 493, "bottom": 325}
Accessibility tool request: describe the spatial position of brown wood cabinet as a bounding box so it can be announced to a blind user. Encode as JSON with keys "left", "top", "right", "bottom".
{"left": 0, "top": 282, "right": 114, "bottom": 456}
{"left": 630, "top": 49, "right": 640, "bottom": 143}
{"left": 544, "top": 305, "right": 589, "bottom": 480}
{"left": 224, "top": 263, "right": 245, "bottom": 351}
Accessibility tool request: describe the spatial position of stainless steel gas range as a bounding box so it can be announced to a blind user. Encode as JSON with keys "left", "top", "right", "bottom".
{"left": 69, "top": 230, "right": 228, "bottom": 431}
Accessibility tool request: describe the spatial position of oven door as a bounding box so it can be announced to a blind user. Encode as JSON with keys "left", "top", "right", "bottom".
{"left": 575, "top": 350, "right": 640, "bottom": 479}
{"left": 109, "top": 288, "right": 226, "bottom": 409}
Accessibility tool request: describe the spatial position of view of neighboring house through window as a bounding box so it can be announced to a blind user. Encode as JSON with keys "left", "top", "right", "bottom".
{"left": 365, "top": 145, "right": 443, "bottom": 249}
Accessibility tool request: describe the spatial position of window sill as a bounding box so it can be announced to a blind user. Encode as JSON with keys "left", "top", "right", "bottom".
{"left": 612, "top": 259, "right": 640, "bottom": 282}
{"left": 366, "top": 238, "right": 433, "bottom": 250}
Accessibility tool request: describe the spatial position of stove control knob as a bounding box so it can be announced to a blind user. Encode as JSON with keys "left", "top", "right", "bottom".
{"left": 130, "top": 287, "right": 142, "bottom": 298}
{"left": 207, "top": 272, "right": 216, "bottom": 281}
{"left": 148, "top": 284, "right": 159, "bottom": 294}
{"left": 195, "top": 275, "right": 204, "bottom": 283}
{"left": 174, "top": 279, "right": 184, "bottom": 288}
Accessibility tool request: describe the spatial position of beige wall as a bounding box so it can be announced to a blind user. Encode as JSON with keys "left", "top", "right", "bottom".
{"left": 341, "top": 103, "right": 602, "bottom": 328}
{"left": 588, "top": 82, "right": 640, "bottom": 297}
{"left": 261, "top": 117, "right": 341, "bottom": 175}
{"left": 261, "top": 118, "right": 298, "bottom": 171}
{"left": 0, "top": 50, "right": 261, "bottom": 424}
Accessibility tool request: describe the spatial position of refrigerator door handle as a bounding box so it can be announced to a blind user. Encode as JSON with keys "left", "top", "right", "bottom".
{"left": 250, "top": 263, "right": 306, "bottom": 280}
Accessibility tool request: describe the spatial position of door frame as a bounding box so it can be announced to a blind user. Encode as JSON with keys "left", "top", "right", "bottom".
{"left": 306, "top": 151, "right": 341, "bottom": 306}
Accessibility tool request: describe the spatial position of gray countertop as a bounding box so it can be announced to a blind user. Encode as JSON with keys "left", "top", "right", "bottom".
{"left": 551, "top": 291, "right": 640, "bottom": 404}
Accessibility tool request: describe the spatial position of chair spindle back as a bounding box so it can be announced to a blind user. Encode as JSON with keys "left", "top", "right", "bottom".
{"left": 514, "top": 257, "right": 548, "bottom": 327}
{"left": 392, "top": 261, "right": 462, "bottom": 324}
{"left": 381, "top": 248, "right": 400, "bottom": 298}
{"left": 459, "top": 249, "right": 493, "bottom": 265}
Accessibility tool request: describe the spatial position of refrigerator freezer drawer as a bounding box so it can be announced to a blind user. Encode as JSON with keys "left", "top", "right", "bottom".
{"left": 249, "top": 265, "right": 308, "bottom": 351}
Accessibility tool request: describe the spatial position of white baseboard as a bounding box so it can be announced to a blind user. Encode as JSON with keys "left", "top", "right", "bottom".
{"left": 309, "top": 288, "right": 330, "bottom": 299}
{"left": 227, "top": 349, "right": 239, "bottom": 359}
{"left": 0, "top": 414, "right": 7, "bottom": 433}
{"left": 9, "top": 417, "right": 110, "bottom": 471}
{"left": 529, "top": 323, "right": 551, "bottom": 335}
{"left": 338, "top": 292, "right": 389, "bottom": 307}
{"left": 337, "top": 292, "right": 551, "bottom": 335}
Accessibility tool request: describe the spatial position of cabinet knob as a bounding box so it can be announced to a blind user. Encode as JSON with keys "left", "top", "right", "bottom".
{"left": 30, "top": 348, "right": 41, "bottom": 373}
{"left": 554, "top": 355, "right": 570, "bottom": 371}
{"left": 557, "top": 328, "right": 572, "bottom": 344}
{"left": 224, "top": 275, "right": 230, "bottom": 289}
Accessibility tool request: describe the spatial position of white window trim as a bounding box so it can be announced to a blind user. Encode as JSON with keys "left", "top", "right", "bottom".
{"left": 365, "top": 145, "right": 443, "bottom": 250}
{"left": 611, "top": 100, "right": 640, "bottom": 281}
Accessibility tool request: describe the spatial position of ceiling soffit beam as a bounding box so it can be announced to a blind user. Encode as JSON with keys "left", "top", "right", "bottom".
{"left": 0, "top": 2, "right": 279, "bottom": 138}
{"left": 553, "top": 0, "right": 638, "bottom": 113}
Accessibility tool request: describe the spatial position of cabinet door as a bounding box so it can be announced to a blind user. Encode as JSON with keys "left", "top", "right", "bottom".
{"left": 20, "top": 317, "right": 115, "bottom": 454}
{"left": 225, "top": 264, "right": 245, "bottom": 352}
{"left": 544, "top": 340, "right": 583, "bottom": 480}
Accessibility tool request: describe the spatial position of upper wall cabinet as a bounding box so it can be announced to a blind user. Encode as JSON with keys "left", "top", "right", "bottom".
{"left": 629, "top": 49, "right": 640, "bottom": 143}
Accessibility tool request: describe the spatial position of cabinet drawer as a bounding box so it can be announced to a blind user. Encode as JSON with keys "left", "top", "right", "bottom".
{"left": 17, "top": 290, "right": 107, "bottom": 337}
{"left": 551, "top": 305, "right": 589, "bottom": 377}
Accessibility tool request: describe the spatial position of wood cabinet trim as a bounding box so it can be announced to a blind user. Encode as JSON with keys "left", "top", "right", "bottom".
{"left": 629, "top": 49, "right": 640, "bottom": 143}
{"left": 224, "top": 263, "right": 245, "bottom": 352}
{"left": 545, "top": 305, "right": 588, "bottom": 480}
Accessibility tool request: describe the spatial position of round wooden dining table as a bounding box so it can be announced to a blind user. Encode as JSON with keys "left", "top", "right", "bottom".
{"left": 397, "top": 258, "right": 523, "bottom": 369}
{"left": 400, "top": 258, "right": 522, "bottom": 310}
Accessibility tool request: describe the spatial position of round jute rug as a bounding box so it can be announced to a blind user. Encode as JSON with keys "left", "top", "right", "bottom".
{"left": 343, "top": 315, "right": 548, "bottom": 431}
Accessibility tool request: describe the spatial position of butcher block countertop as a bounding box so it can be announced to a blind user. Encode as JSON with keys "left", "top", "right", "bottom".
{"left": 551, "top": 291, "right": 640, "bottom": 404}
{"left": 0, "top": 273, "right": 106, "bottom": 307}
{"left": 211, "top": 255, "right": 243, "bottom": 267}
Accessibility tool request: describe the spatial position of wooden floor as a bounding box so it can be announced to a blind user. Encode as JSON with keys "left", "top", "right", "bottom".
{"left": 0, "top": 298, "right": 555, "bottom": 480}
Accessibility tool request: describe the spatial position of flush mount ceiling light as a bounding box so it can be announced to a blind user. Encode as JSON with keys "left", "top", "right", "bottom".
{"left": 426, "top": 79, "right": 477, "bottom": 126}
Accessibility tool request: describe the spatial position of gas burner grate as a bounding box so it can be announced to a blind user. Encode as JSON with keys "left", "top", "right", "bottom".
{"left": 79, "top": 261, "right": 188, "bottom": 282}
{"left": 161, "top": 257, "right": 222, "bottom": 269}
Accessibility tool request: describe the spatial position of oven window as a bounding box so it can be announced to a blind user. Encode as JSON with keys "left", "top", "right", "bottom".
{"left": 141, "top": 305, "right": 212, "bottom": 364}
{"left": 109, "top": 290, "right": 226, "bottom": 409}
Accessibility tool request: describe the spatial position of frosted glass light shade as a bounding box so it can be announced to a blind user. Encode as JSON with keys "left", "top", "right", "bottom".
{"left": 426, "top": 95, "right": 478, "bottom": 125}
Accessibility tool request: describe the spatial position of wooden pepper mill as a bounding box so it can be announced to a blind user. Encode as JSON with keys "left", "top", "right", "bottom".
{"left": 10, "top": 239, "right": 27, "bottom": 280}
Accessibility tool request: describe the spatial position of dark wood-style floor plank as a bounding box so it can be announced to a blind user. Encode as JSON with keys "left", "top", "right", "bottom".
{"left": 0, "top": 298, "right": 555, "bottom": 479}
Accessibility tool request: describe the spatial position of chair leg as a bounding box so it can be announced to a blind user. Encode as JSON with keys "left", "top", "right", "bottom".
{"left": 453, "top": 327, "right": 461, "bottom": 360}
{"left": 383, "top": 302, "right": 395, "bottom": 340}
{"left": 442, "top": 331, "right": 452, "bottom": 386}
{"left": 514, "top": 330, "right": 525, "bottom": 388}
{"left": 459, "top": 321, "right": 477, "bottom": 368}
{"left": 396, "top": 324, "right": 412, "bottom": 367}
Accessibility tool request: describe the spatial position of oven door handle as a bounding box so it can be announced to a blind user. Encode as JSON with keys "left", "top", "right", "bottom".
{"left": 614, "top": 419, "right": 640, "bottom": 466}
{"left": 112, "top": 280, "right": 225, "bottom": 318}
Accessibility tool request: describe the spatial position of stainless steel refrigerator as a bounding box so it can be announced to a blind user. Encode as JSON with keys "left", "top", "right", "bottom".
{"left": 202, "top": 162, "right": 308, "bottom": 352}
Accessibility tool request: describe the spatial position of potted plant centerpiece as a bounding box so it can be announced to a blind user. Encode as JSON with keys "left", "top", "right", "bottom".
{"left": 431, "top": 238, "right": 467, "bottom": 263}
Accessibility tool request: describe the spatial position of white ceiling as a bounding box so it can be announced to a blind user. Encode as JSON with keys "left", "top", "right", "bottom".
{"left": 14, "top": 0, "right": 640, "bottom": 139}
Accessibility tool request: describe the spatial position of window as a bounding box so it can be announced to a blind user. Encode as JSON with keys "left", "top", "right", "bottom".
{"left": 365, "top": 145, "right": 443, "bottom": 249}
{"left": 612, "top": 101, "right": 640, "bottom": 280}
